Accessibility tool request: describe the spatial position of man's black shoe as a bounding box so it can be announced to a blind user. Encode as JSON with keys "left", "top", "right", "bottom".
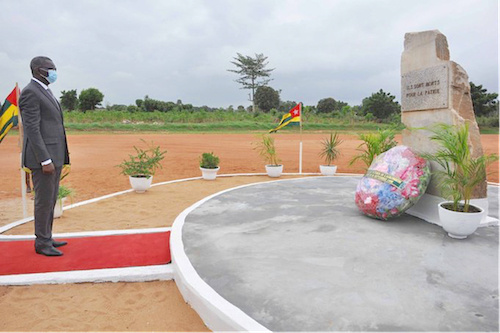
{"left": 35, "top": 246, "right": 63, "bottom": 256}
{"left": 52, "top": 240, "right": 68, "bottom": 248}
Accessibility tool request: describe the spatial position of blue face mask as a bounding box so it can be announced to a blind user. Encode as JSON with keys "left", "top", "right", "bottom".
{"left": 46, "top": 69, "right": 57, "bottom": 84}
{"left": 41, "top": 69, "right": 57, "bottom": 84}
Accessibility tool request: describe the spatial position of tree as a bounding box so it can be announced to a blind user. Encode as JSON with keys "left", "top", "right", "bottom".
{"left": 143, "top": 96, "right": 176, "bottom": 112}
{"left": 228, "top": 53, "right": 274, "bottom": 112}
{"left": 79, "top": 88, "right": 104, "bottom": 111}
{"left": 136, "top": 99, "right": 144, "bottom": 110}
{"left": 470, "top": 82, "right": 498, "bottom": 116}
{"left": 254, "top": 86, "right": 280, "bottom": 112}
{"left": 279, "top": 100, "right": 297, "bottom": 113}
{"left": 317, "top": 98, "right": 338, "bottom": 113}
{"left": 60, "top": 90, "right": 78, "bottom": 111}
{"left": 360, "top": 89, "right": 400, "bottom": 121}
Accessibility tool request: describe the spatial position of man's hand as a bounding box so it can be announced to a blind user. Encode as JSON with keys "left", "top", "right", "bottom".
{"left": 42, "top": 162, "right": 55, "bottom": 175}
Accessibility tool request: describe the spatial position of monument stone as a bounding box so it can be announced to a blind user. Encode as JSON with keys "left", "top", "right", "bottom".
{"left": 400, "top": 29, "right": 492, "bottom": 225}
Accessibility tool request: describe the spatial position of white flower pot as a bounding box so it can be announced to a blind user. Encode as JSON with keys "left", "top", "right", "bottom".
{"left": 265, "top": 165, "right": 283, "bottom": 178}
{"left": 200, "top": 167, "right": 220, "bottom": 180}
{"left": 320, "top": 165, "right": 337, "bottom": 176}
{"left": 438, "top": 202, "right": 485, "bottom": 239}
{"left": 129, "top": 175, "right": 153, "bottom": 193}
{"left": 53, "top": 197, "right": 66, "bottom": 219}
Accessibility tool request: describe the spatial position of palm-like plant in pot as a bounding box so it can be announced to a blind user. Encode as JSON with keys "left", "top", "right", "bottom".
{"left": 349, "top": 129, "right": 397, "bottom": 170}
{"left": 117, "top": 140, "right": 167, "bottom": 193}
{"left": 423, "top": 123, "right": 498, "bottom": 239}
{"left": 199, "top": 152, "right": 220, "bottom": 180}
{"left": 253, "top": 134, "right": 282, "bottom": 177}
{"left": 319, "top": 132, "right": 343, "bottom": 176}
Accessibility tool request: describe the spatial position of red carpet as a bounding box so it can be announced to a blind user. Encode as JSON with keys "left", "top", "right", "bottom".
{"left": 0, "top": 232, "right": 170, "bottom": 276}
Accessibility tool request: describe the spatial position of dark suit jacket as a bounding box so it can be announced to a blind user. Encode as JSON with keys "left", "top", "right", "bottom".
{"left": 19, "top": 80, "right": 70, "bottom": 170}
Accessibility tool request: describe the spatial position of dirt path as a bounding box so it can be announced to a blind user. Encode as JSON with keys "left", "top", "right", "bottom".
{"left": 0, "top": 132, "right": 497, "bottom": 332}
{"left": 1, "top": 132, "right": 498, "bottom": 205}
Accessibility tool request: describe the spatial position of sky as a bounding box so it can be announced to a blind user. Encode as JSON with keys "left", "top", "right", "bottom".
{"left": 1, "top": 0, "right": 498, "bottom": 109}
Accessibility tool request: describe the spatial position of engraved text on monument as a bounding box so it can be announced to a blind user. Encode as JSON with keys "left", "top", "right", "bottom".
{"left": 401, "top": 64, "right": 449, "bottom": 112}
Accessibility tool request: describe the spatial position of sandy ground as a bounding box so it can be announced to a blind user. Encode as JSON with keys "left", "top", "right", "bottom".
{"left": 0, "top": 175, "right": 307, "bottom": 332}
{"left": 0, "top": 132, "right": 498, "bottom": 332}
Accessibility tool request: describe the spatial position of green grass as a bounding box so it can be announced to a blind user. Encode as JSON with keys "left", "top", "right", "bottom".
{"left": 5, "top": 109, "right": 497, "bottom": 135}
{"left": 60, "top": 110, "right": 404, "bottom": 133}
{"left": 63, "top": 121, "right": 401, "bottom": 133}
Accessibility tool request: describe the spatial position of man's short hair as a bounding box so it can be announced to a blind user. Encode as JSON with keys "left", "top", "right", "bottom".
{"left": 30, "top": 56, "right": 52, "bottom": 75}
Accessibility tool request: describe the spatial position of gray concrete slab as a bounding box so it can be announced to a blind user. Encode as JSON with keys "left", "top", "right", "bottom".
{"left": 182, "top": 177, "right": 499, "bottom": 331}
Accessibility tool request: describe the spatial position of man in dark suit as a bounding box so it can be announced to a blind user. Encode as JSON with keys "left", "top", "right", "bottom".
{"left": 20, "top": 56, "right": 70, "bottom": 256}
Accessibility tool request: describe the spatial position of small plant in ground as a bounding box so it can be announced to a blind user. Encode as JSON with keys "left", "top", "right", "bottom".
{"left": 117, "top": 140, "right": 167, "bottom": 177}
{"left": 200, "top": 152, "right": 220, "bottom": 169}
{"left": 253, "top": 134, "right": 281, "bottom": 166}
{"left": 422, "top": 123, "right": 498, "bottom": 213}
{"left": 350, "top": 129, "right": 397, "bottom": 169}
{"left": 319, "top": 132, "right": 343, "bottom": 165}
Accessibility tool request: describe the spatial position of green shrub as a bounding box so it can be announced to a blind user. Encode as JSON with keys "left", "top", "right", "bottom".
{"left": 199, "top": 152, "right": 220, "bottom": 169}
{"left": 117, "top": 140, "right": 167, "bottom": 177}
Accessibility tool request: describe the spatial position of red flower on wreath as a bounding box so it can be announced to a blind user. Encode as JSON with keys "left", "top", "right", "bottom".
{"left": 355, "top": 191, "right": 379, "bottom": 216}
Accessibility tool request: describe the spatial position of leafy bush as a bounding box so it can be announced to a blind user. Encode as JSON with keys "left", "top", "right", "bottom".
{"left": 117, "top": 140, "right": 167, "bottom": 177}
{"left": 199, "top": 152, "right": 220, "bottom": 169}
{"left": 58, "top": 184, "right": 73, "bottom": 200}
{"left": 476, "top": 115, "right": 499, "bottom": 128}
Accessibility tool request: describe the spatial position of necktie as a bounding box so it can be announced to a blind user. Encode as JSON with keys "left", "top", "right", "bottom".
{"left": 47, "top": 88, "right": 61, "bottom": 107}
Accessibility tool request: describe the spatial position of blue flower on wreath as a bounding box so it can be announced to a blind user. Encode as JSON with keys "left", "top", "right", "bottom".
{"left": 376, "top": 183, "right": 404, "bottom": 213}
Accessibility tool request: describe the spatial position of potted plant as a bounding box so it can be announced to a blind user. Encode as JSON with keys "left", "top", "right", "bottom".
{"left": 54, "top": 184, "right": 73, "bottom": 218}
{"left": 423, "top": 123, "right": 498, "bottom": 239}
{"left": 253, "top": 134, "right": 282, "bottom": 177}
{"left": 117, "top": 140, "right": 167, "bottom": 193}
{"left": 199, "top": 152, "right": 220, "bottom": 180}
{"left": 319, "top": 132, "right": 343, "bottom": 176}
{"left": 349, "top": 129, "right": 397, "bottom": 169}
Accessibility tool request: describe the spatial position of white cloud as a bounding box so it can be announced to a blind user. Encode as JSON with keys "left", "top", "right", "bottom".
{"left": 1, "top": 0, "right": 497, "bottom": 108}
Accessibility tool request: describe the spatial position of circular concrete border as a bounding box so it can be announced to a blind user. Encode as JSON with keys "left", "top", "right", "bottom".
{"left": 169, "top": 175, "right": 500, "bottom": 332}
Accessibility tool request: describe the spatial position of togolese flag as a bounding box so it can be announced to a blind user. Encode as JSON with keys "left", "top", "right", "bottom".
{"left": 269, "top": 102, "right": 301, "bottom": 133}
{"left": 0, "top": 86, "right": 19, "bottom": 144}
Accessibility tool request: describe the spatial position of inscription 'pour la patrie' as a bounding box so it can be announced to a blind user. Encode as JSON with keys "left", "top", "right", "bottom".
{"left": 401, "top": 64, "right": 448, "bottom": 112}
{"left": 405, "top": 80, "right": 441, "bottom": 98}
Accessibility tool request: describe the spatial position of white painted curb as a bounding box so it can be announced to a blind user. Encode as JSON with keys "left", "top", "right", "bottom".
{"left": 0, "top": 227, "right": 170, "bottom": 241}
{"left": 0, "top": 264, "right": 173, "bottom": 286}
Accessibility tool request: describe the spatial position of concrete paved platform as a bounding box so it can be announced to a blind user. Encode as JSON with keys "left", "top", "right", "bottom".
{"left": 180, "top": 176, "right": 499, "bottom": 331}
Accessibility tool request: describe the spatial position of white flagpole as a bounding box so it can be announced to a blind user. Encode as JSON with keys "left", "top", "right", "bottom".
{"left": 299, "top": 102, "right": 303, "bottom": 174}
{"left": 16, "top": 83, "right": 28, "bottom": 218}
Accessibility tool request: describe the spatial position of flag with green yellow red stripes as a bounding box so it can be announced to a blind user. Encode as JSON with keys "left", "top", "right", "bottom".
{"left": 269, "top": 102, "right": 301, "bottom": 133}
{"left": 0, "top": 86, "right": 19, "bottom": 143}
